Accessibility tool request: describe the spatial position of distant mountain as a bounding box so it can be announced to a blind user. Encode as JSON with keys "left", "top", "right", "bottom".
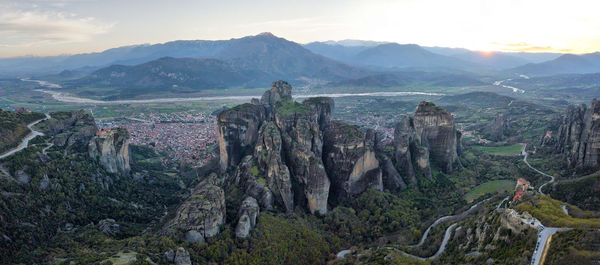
{"left": 306, "top": 42, "right": 565, "bottom": 71}
{"left": 305, "top": 42, "right": 478, "bottom": 71}
{"left": 352, "top": 43, "right": 479, "bottom": 71}
{"left": 319, "top": 39, "right": 389, "bottom": 47}
{"left": 303, "top": 42, "right": 369, "bottom": 63}
{"left": 510, "top": 53, "right": 600, "bottom": 75}
{"left": 214, "top": 33, "right": 365, "bottom": 80}
{"left": 0, "top": 40, "right": 231, "bottom": 77}
{"left": 68, "top": 57, "right": 270, "bottom": 98}
{"left": 448, "top": 51, "right": 529, "bottom": 69}
{"left": 67, "top": 33, "right": 368, "bottom": 99}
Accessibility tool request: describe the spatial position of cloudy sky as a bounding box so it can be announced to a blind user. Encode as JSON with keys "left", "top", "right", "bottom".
{"left": 1, "top": 0, "right": 599, "bottom": 57}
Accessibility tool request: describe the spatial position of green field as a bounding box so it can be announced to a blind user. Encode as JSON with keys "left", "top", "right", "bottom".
{"left": 472, "top": 143, "right": 524, "bottom": 156}
{"left": 464, "top": 179, "right": 515, "bottom": 202}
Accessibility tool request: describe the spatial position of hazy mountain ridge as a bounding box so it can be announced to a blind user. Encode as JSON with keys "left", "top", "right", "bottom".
{"left": 510, "top": 52, "right": 600, "bottom": 75}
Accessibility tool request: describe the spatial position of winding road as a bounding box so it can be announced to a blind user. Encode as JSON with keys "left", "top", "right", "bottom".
{"left": 0, "top": 113, "right": 49, "bottom": 159}
{"left": 521, "top": 143, "right": 574, "bottom": 265}
{"left": 521, "top": 144, "right": 554, "bottom": 195}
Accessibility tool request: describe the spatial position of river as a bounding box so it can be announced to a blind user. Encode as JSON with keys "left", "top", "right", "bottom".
{"left": 36, "top": 89, "right": 444, "bottom": 105}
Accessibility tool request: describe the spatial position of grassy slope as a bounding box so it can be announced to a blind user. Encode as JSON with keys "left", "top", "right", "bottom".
{"left": 515, "top": 195, "right": 600, "bottom": 228}
{"left": 464, "top": 180, "right": 514, "bottom": 202}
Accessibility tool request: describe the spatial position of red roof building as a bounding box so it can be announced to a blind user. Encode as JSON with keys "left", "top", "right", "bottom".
{"left": 513, "top": 190, "right": 525, "bottom": 202}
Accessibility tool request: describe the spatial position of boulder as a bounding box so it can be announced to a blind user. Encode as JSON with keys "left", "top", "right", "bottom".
{"left": 184, "top": 230, "right": 205, "bottom": 243}
{"left": 235, "top": 196, "right": 260, "bottom": 238}
{"left": 174, "top": 247, "right": 192, "bottom": 265}
{"left": 165, "top": 179, "right": 226, "bottom": 239}
{"left": 97, "top": 218, "right": 120, "bottom": 235}
{"left": 39, "top": 174, "right": 50, "bottom": 190}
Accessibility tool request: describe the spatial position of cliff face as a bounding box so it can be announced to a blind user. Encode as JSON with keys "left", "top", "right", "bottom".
{"left": 88, "top": 127, "right": 131, "bottom": 176}
{"left": 554, "top": 99, "right": 600, "bottom": 169}
{"left": 394, "top": 102, "right": 461, "bottom": 181}
{"left": 274, "top": 99, "right": 330, "bottom": 214}
{"left": 218, "top": 81, "right": 391, "bottom": 215}
{"left": 413, "top": 101, "right": 461, "bottom": 173}
{"left": 217, "top": 104, "right": 265, "bottom": 171}
{"left": 323, "top": 121, "right": 383, "bottom": 203}
{"left": 217, "top": 82, "right": 461, "bottom": 216}
{"left": 254, "top": 121, "right": 294, "bottom": 212}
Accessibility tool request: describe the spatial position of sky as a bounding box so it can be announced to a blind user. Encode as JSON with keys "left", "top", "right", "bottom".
{"left": 1, "top": 0, "right": 600, "bottom": 58}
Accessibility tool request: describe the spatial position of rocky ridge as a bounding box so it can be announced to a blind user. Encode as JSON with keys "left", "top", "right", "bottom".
{"left": 180, "top": 80, "right": 463, "bottom": 240}
{"left": 544, "top": 98, "right": 600, "bottom": 169}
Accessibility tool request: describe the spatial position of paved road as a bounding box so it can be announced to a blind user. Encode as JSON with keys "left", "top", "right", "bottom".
{"left": 0, "top": 113, "right": 49, "bottom": 159}
{"left": 521, "top": 144, "right": 574, "bottom": 265}
{"left": 495, "top": 196, "right": 509, "bottom": 211}
{"left": 530, "top": 221, "right": 571, "bottom": 265}
{"left": 521, "top": 144, "right": 554, "bottom": 195}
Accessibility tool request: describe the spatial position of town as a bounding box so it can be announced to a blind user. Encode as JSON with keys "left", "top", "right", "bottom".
{"left": 99, "top": 111, "right": 218, "bottom": 167}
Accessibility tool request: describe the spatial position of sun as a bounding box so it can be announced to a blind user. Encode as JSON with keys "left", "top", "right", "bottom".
{"left": 479, "top": 50, "right": 495, "bottom": 56}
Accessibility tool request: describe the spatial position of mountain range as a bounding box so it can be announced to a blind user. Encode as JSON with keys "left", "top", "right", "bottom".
{"left": 2, "top": 33, "right": 600, "bottom": 96}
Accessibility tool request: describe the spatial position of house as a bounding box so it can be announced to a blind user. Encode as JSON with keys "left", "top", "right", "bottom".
{"left": 513, "top": 190, "right": 525, "bottom": 202}
{"left": 515, "top": 178, "right": 530, "bottom": 192}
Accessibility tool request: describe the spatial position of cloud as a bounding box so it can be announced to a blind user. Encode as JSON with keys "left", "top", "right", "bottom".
{"left": 0, "top": 9, "right": 114, "bottom": 45}
{"left": 493, "top": 42, "right": 572, "bottom": 53}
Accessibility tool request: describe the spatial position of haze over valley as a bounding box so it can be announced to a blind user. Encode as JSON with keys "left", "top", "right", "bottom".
{"left": 1, "top": 1, "right": 600, "bottom": 265}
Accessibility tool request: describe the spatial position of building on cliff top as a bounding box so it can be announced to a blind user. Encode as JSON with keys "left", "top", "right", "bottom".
{"left": 96, "top": 128, "right": 113, "bottom": 137}
{"left": 515, "top": 178, "right": 530, "bottom": 192}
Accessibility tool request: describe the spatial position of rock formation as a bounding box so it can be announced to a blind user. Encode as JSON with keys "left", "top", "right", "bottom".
{"left": 413, "top": 101, "right": 461, "bottom": 173}
{"left": 553, "top": 99, "right": 600, "bottom": 169}
{"left": 174, "top": 247, "right": 192, "bottom": 265}
{"left": 393, "top": 102, "right": 461, "bottom": 181}
{"left": 323, "top": 121, "right": 384, "bottom": 202}
{"left": 216, "top": 82, "right": 461, "bottom": 216}
{"left": 274, "top": 99, "right": 330, "bottom": 214}
{"left": 235, "top": 196, "right": 259, "bottom": 238}
{"left": 254, "top": 122, "right": 294, "bottom": 212}
{"left": 233, "top": 156, "right": 274, "bottom": 211}
{"left": 40, "top": 110, "right": 98, "bottom": 148}
{"left": 217, "top": 104, "right": 265, "bottom": 171}
{"left": 88, "top": 127, "right": 131, "bottom": 176}
{"left": 484, "top": 114, "right": 507, "bottom": 141}
{"left": 165, "top": 177, "right": 226, "bottom": 241}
